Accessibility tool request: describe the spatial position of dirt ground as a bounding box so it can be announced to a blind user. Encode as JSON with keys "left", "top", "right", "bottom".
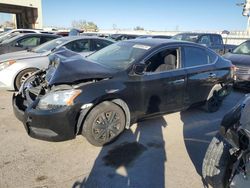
{"left": 0, "top": 89, "right": 246, "bottom": 188}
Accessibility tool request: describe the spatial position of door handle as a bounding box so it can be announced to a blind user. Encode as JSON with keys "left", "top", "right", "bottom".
{"left": 209, "top": 73, "right": 216, "bottom": 78}
{"left": 172, "top": 79, "right": 185, "bottom": 84}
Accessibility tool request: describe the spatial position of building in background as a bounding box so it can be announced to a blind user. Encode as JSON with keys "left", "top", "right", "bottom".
{"left": 0, "top": 0, "right": 42, "bottom": 29}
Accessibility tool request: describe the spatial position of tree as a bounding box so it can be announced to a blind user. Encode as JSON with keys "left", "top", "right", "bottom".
{"left": 134, "top": 26, "right": 144, "bottom": 30}
{"left": 71, "top": 19, "right": 98, "bottom": 32}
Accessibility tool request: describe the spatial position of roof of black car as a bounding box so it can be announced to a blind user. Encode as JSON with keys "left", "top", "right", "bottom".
{"left": 62, "top": 35, "right": 115, "bottom": 42}
{"left": 124, "top": 38, "right": 193, "bottom": 47}
{"left": 175, "top": 32, "right": 221, "bottom": 36}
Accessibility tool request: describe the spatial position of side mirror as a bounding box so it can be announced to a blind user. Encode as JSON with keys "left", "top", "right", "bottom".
{"left": 133, "top": 64, "right": 146, "bottom": 75}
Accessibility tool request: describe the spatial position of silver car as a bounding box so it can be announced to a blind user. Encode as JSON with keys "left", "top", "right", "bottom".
{"left": 0, "top": 36, "right": 114, "bottom": 90}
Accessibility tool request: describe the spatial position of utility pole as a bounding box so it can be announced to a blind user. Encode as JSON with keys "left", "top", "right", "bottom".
{"left": 237, "top": 0, "right": 250, "bottom": 31}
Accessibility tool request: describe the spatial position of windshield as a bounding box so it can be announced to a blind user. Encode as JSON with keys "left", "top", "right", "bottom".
{"left": 87, "top": 41, "right": 151, "bottom": 71}
{"left": 232, "top": 41, "right": 250, "bottom": 55}
{"left": 172, "top": 33, "right": 199, "bottom": 42}
{"left": 32, "top": 37, "right": 69, "bottom": 53}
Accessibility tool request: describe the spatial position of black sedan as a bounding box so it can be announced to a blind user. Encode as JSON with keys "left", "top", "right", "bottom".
{"left": 13, "top": 39, "right": 234, "bottom": 146}
{"left": 0, "top": 33, "right": 60, "bottom": 54}
{"left": 224, "top": 40, "right": 250, "bottom": 88}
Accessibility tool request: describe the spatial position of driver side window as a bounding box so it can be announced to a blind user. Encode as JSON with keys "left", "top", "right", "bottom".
{"left": 145, "top": 48, "right": 180, "bottom": 73}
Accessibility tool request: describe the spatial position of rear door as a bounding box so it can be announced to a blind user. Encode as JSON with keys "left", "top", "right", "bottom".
{"left": 182, "top": 45, "right": 219, "bottom": 106}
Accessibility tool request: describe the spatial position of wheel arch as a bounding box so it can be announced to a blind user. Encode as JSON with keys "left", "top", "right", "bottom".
{"left": 76, "top": 98, "right": 131, "bottom": 136}
{"left": 14, "top": 67, "right": 39, "bottom": 89}
{"left": 206, "top": 83, "right": 222, "bottom": 101}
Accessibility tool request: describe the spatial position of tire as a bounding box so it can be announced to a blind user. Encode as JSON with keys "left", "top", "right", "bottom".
{"left": 82, "top": 101, "right": 126, "bottom": 146}
{"left": 15, "top": 68, "right": 37, "bottom": 90}
{"left": 202, "top": 134, "right": 232, "bottom": 188}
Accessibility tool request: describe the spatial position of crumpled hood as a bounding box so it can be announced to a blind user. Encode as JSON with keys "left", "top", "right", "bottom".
{"left": 224, "top": 53, "right": 250, "bottom": 66}
{"left": 0, "top": 50, "right": 47, "bottom": 62}
{"left": 48, "top": 50, "right": 115, "bottom": 85}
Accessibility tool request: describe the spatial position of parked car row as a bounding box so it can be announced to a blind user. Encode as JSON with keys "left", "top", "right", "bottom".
{"left": 0, "top": 28, "right": 248, "bottom": 148}
{"left": 1, "top": 29, "right": 249, "bottom": 188}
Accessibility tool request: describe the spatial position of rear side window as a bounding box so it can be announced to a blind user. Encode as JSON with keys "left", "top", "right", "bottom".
{"left": 207, "top": 50, "right": 218, "bottom": 63}
{"left": 40, "top": 36, "right": 57, "bottom": 44}
{"left": 65, "top": 39, "right": 90, "bottom": 52}
{"left": 211, "top": 35, "right": 223, "bottom": 45}
{"left": 92, "top": 39, "right": 112, "bottom": 51}
{"left": 199, "top": 35, "right": 212, "bottom": 46}
{"left": 184, "top": 47, "right": 209, "bottom": 67}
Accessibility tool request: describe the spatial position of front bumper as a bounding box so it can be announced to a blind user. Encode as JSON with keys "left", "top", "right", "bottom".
{"left": 13, "top": 93, "right": 79, "bottom": 142}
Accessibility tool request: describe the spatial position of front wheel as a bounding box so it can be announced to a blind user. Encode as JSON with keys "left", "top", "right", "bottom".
{"left": 15, "top": 68, "right": 37, "bottom": 90}
{"left": 202, "top": 134, "right": 232, "bottom": 188}
{"left": 82, "top": 101, "right": 126, "bottom": 146}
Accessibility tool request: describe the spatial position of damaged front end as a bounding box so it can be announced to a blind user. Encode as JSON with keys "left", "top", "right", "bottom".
{"left": 219, "top": 95, "right": 250, "bottom": 187}
{"left": 13, "top": 48, "right": 115, "bottom": 141}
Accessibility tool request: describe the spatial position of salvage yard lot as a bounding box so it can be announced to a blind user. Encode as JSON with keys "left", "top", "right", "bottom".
{"left": 0, "top": 89, "right": 246, "bottom": 188}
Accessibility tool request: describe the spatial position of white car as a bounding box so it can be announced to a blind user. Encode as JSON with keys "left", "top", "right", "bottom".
{"left": 0, "top": 36, "right": 114, "bottom": 90}
{"left": 0, "top": 29, "right": 48, "bottom": 43}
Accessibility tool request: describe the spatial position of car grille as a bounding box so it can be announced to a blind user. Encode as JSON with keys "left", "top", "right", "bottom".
{"left": 236, "top": 65, "right": 250, "bottom": 75}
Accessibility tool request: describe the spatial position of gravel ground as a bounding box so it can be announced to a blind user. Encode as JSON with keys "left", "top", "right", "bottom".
{"left": 0, "top": 89, "right": 246, "bottom": 188}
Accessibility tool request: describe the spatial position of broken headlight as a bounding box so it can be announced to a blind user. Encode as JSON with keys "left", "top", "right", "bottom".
{"left": 37, "top": 89, "right": 81, "bottom": 110}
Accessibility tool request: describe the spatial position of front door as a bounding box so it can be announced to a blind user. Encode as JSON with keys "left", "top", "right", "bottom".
{"left": 137, "top": 46, "right": 186, "bottom": 117}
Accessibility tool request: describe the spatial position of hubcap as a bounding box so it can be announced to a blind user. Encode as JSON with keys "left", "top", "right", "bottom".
{"left": 92, "top": 111, "right": 121, "bottom": 142}
{"left": 20, "top": 72, "right": 33, "bottom": 84}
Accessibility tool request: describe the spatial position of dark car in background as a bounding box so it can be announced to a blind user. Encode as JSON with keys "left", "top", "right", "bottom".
{"left": 202, "top": 95, "right": 250, "bottom": 188}
{"left": 0, "top": 29, "right": 51, "bottom": 43}
{"left": 13, "top": 39, "right": 234, "bottom": 146}
{"left": 137, "top": 35, "right": 171, "bottom": 39}
{"left": 172, "top": 33, "right": 236, "bottom": 55}
{"left": 224, "top": 40, "right": 250, "bottom": 89}
{"left": 109, "top": 34, "right": 139, "bottom": 41}
{"left": 0, "top": 33, "right": 60, "bottom": 54}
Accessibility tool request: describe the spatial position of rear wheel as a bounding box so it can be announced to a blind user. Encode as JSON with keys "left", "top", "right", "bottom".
{"left": 82, "top": 101, "right": 126, "bottom": 146}
{"left": 202, "top": 134, "right": 232, "bottom": 188}
{"left": 15, "top": 68, "right": 37, "bottom": 90}
{"left": 204, "top": 90, "right": 222, "bottom": 113}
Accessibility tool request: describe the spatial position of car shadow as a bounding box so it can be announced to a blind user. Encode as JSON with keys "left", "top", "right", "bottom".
{"left": 181, "top": 91, "right": 245, "bottom": 177}
{"left": 72, "top": 116, "right": 167, "bottom": 188}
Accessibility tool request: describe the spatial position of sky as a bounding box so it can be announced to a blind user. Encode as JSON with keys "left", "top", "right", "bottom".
{"left": 0, "top": 0, "right": 248, "bottom": 31}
